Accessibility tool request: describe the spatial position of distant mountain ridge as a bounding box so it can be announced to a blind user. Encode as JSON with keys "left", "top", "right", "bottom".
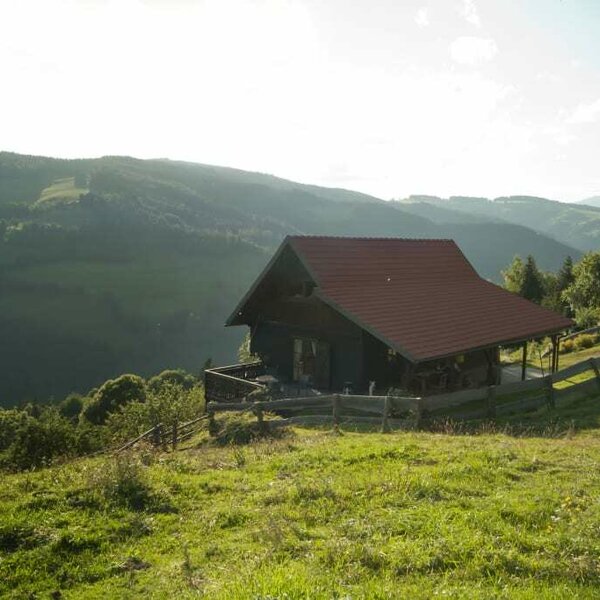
{"left": 399, "top": 194, "right": 600, "bottom": 252}
{"left": 578, "top": 195, "right": 600, "bottom": 208}
{"left": 0, "top": 152, "right": 582, "bottom": 403}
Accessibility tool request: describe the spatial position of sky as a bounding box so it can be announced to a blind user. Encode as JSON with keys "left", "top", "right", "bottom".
{"left": 1, "top": 0, "right": 600, "bottom": 202}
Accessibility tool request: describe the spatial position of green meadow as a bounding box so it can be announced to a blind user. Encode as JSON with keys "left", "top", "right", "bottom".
{"left": 3, "top": 394, "right": 600, "bottom": 599}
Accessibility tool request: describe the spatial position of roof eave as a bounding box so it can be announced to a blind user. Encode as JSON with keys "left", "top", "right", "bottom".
{"left": 410, "top": 322, "right": 574, "bottom": 363}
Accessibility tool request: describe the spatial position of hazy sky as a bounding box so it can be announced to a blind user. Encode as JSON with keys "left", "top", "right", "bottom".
{"left": 2, "top": 0, "right": 600, "bottom": 201}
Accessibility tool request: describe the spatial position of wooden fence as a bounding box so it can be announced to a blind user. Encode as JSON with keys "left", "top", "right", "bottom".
{"left": 205, "top": 356, "right": 600, "bottom": 432}
{"left": 204, "top": 361, "right": 265, "bottom": 403}
{"left": 114, "top": 414, "right": 209, "bottom": 453}
{"left": 112, "top": 356, "right": 600, "bottom": 451}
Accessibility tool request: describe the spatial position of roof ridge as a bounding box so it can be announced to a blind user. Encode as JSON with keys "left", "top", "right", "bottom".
{"left": 287, "top": 235, "right": 455, "bottom": 242}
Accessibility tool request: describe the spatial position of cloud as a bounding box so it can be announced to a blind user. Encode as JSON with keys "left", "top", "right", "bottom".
{"left": 450, "top": 36, "right": 498, "bottom": 65}
{"left": 566, "top": 98, "right": 600, "bottom": 124}
{"left": 414, "top": 7, "right": 429, "bottom": 28}
{"left": 461, "top": 0, "right": 481, "bottom": 27}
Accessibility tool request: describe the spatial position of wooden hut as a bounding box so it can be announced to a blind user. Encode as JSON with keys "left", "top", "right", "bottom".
{"left": 206, "top": 236, "right": 573, "bottom": 401}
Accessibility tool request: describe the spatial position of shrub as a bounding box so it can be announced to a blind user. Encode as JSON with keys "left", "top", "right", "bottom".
{"left": 212, "top": 412, "right": 288, "bottom": 446}
{"left": 560, "top": 339, "right": 575, "bottom": 354}
{"left": 58, "top": 393, "right": 85, "bottom": 422}
{"left": 574, "top": 334, "right": 596, "bottom": 350}
{"left": 87, "top": 452, "right": 153, "bottom": 510}
{"left": 3, "top": 408, "right": 76, "bottom": 470}
{"left": 0, "top": 409, "right": 31, "bottom": 452}
{"left": 86, "top": 452, "right": 173, "bottom": 512}
{"left": 575, "top": 307, "right": 600, "bottom": 330}
{"left": 147, "top": 369, "right": 197, "bottom": 393}
{"left": 83, "top": 374, "right": 146, "bottom": 425}
{"left": 106, "top": 383, "right": 204, "bottom": 443}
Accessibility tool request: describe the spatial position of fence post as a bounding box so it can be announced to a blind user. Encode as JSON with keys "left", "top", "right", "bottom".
{"left": 152, "top": 423, "right": 162, "bottom": 447}
{"left": 414, "top": 397, "right": 424, "bottom": 429}
{"left": 381, "top": 396, "right": 391, "bottom": 433}
{"left": 486, "top": 386, "right": 496, "bottom": 418}
{"left": 254, "top": 406, "right": 267, "bottom": 434}
{"left": 589, "top": 359, "right": 600, "bottom": 392}
{"left": 172, "top": 421, "right": 178, "bottom": 450}
{"left": 332, "top": 394, "right": 341, "bottom": 432}
{"left": 543, "top": 375, "right": 555, "bottom": 410}
{"left": 208, "top": 409, "right": 217, "bottom": 437}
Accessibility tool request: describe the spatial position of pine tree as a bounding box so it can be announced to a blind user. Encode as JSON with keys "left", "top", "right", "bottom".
{"left": 557, "top": 256, "right": 575, "bottom": 293}
{"left": 519, "top": 255, "right": 545, "bottom": 303}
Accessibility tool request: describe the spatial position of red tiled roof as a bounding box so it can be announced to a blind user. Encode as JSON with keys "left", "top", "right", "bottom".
{"left": 286, "top": 236, "right": 573, "bottom": 362}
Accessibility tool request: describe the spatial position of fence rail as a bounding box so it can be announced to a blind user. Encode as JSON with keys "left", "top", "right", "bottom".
{"left": 204, "top": 361, "right": 265, "bottom": 403}
{"left": 114, "top": 414, "right": 209, "bottom": 454}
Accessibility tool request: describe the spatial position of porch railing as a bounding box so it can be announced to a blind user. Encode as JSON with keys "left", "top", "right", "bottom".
{"left": 204, "top": 361, "right": 266, "bottom": 403}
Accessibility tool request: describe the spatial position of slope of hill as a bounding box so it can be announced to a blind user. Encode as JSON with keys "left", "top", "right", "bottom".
{"left": 0, "top": 152, "right": 580, "bottom": 404}
{"left": 399, "top": 194, "right": 600, "bottom": 252}
{"left": 4, "top": 400, "right": 600, "bottom": 597}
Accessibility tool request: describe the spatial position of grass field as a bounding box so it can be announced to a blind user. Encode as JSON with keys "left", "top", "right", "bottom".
{"left": 3, "top": 394, "right": 600, "bottom": 599}
{"left": 36, "top": 177, "right": 88, "bottom": 206}
{"left": 503, "top": 340, "right": 600, "bottom": 372}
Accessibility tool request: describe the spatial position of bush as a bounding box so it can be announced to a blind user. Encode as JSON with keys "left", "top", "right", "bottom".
{"left": 87, "top": 452, "right": 153, "bottom": 510}
{"left": 83, "top": 374, "right": 146, "bottom": 425}
{"left": 560, "top": 339, "right": 575, "bottom": 354}
{"left": 58, "top": 393, "right": 85, "bottom": 422}
{"left": 212, "top": 412, "right": 288, "bottom": 446}
{"left": 3, "top": 409, "right": 76, "bottom": 470}
{"left": 574, "top": 334, "right": 596, "bottom": 350}
{"left": 0, "top": 409, "right": 31, "bottom": 452}
{"left": 106, "top": 383, "right": 204, "bottom": 443}
{"left": 147, "top": 369, "right": 197, "bottom": 393}
{"left": 575, "top": 307, "right": 600, "bottom": 330}
{"left": 85, "top": 452, "right": 173, "bottom": 512}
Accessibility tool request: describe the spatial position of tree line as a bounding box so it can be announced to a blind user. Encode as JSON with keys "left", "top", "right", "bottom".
{"left": 502, "top": 251, "right": 600, "bottom": 328}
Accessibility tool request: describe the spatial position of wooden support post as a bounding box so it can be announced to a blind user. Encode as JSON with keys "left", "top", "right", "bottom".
{"left": 172, "top": 422, "right": 178, "bottom": 450}
{"left": 486, "top": 385, "right": 496, "bottom": 418}
{"left": 550, "top": 335, "right": 558, "bottom": 374}
{"left": 381, "top": 396, "right": 391, "bottom": 433}
{"left": 544, "top": 375, "right": 555, "bottom": 410}
{"left": 521, "top": 341, "right": 528, "bottom": 381}
{"left": 332, "top": 394, "right": 341, "bottom": 432}
{"left": 589, "top": 358, "right": 600, "bottom": 392}
{"left": 414, "top": 397, "right": 424, "bottom": 429}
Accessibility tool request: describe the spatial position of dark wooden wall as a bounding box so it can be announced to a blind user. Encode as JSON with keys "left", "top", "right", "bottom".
{"left": 250, "top": 297, "right": 365, "bottom": 391}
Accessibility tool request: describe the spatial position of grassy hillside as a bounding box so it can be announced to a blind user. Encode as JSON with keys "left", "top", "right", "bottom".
{"left": 3, "top": 395, "right": 600, "bottom": 598}
{"left": 0, "top": 152, "right": 580, "bottom": 404}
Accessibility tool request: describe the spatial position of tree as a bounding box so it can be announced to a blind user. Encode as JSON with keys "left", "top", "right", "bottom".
{"left": 83, "top": 374, "right": 146, "bottom": 425}
{"left": 502, "top": 256, "right": 524, "bottom": 294}
{"left": 557, "top": 255, "right": 575, "bottom": 292}
{"left": 552, "top": 255, "right": 575, "bottom": 316}
{"left": 147, "top": 369, "right": 196, "bottom": 393}
{"left": 562, "top": 251, "right": 600, "bottom": 322}
{"left": 519, "top": 255, "right": 545, "bottom": 303}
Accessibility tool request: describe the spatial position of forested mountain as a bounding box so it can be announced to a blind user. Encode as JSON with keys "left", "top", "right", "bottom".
{"left": 399, "top": 194, "right": 600, "bottom": 251}
{"left": 0, "top": 152, "right": 581, "bottom": 404}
